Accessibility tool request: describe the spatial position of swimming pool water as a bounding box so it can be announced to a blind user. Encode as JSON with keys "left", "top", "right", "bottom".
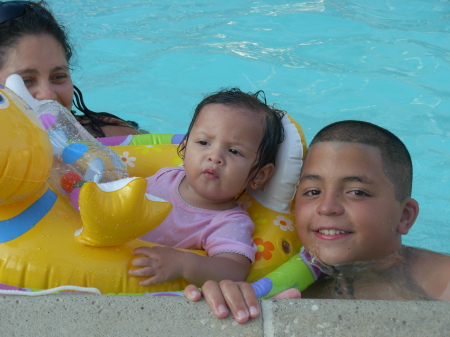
{"left": 52, "top": 0, "right": 449, "bottom": 254}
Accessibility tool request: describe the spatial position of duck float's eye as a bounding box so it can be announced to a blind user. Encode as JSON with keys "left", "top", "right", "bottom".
{"left": 0, "top": 93, "right": 10, "bottom": 109}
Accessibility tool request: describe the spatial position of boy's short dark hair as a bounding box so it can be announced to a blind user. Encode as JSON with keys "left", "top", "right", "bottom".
{"left": 178, "top": 87, "right": 285, "bottom": 179}
{"left": 310, "top": 120, "right": 412, "bottom": 201}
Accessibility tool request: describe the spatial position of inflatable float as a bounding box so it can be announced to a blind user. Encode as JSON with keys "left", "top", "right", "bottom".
{"left": 0, "top": 76, "right": 318, "bottom": 297}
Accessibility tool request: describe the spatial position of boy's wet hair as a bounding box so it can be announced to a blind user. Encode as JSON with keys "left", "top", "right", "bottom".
{"left": 310, "top": 120, "right": 412, "bottom": 201}
{"left": 178, "top": 87, "right": 285, "bottom": 179}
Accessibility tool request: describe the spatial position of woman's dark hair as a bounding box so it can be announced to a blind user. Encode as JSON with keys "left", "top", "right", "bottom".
{"left": 0, "top": 0, "right": 139, "bottom": 138}
{"left": 178, "top": 87, "right": 285, "bottom": 180}
{"left": 73, "top": 85, "right": 140, "bottom": 137}
{"left": 0, "top": 0, "right": 73, "bottom": 69}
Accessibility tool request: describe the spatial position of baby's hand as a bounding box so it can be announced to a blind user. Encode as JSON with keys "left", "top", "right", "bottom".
{"left": 129, "top": 246, "right": 185, "bottom": 286}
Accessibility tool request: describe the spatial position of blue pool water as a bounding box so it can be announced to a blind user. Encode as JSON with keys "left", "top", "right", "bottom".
{"left": 52, "top": 0, "right": 449, "bottom": 254}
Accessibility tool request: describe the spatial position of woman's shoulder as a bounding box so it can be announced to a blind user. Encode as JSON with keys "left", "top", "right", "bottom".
{"left": 100, "top": 123, "right": 140, "bottom": 137}
{"left": 74, "top": 114, "right": 141, "bottom": 137}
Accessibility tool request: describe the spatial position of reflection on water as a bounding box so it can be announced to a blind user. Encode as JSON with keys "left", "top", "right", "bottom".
{"left": 53, "top": 0, "right": 450, "bottom": 254}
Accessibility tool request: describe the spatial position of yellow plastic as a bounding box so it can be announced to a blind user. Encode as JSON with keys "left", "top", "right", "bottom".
{"left": 0, "top": 84, "right": 309, "bottom": 293}
{"left": 76, "top": 178, "right": 173, "bottom": 246}
{"left": 0, "top": 86, "right": 52, "bottom": 205}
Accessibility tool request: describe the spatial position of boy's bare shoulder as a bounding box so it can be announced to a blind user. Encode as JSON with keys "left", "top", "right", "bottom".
{"left": 406, "top": 246, "right": 450, "bottom": 300}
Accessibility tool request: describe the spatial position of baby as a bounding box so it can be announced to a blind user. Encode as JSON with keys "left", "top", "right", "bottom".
{"left": 129, "top": 88, "right": 285, "bottom": 287}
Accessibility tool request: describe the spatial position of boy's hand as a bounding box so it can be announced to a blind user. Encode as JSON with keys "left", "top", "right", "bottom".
{"left": 184, "top": 280, "right": 301, "bottom": 324}
{"left": 129, "top": 246, "right": 185, "bottom": 285}
{"left": 184, "top": 280, "right": 260, "bottom": 323}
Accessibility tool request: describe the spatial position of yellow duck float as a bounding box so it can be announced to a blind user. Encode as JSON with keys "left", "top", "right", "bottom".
{"left": 0, "top": 76, "right": 317, "bottom": 296}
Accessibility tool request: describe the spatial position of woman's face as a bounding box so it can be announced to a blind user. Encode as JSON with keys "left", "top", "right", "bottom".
{"left": 0, "top": 34, "right": 73, "bottom": 111}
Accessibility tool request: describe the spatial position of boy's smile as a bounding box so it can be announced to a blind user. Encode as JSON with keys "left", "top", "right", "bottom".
{"left": 295, "top": 141, "right": 408, "bottom": 266}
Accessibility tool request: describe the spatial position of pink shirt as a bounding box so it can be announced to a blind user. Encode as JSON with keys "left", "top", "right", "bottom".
{"left": 140, "top": 167, "right": 256, "bottom": 262}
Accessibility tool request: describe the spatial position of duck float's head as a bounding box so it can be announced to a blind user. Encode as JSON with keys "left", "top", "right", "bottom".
{"left": 0, "top": 84, "right": 52, "bottom": 205}
{"left": 0, "top": 78, "right": 181, "bottom": 294}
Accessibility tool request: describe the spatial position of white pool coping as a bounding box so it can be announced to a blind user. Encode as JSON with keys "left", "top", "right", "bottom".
{"left": 1, "top": 295, "right": 448, "bottom": 336}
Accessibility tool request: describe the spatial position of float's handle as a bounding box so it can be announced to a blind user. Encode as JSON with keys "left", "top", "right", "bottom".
{"left": 251, "top": 248, "right": 321, "bottom": 298}
{"left": 5, "top": 74, "right": 128, "bottom": 209}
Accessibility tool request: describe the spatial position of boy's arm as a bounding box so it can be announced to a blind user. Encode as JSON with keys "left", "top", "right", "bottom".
{"left": 409, "top": 247, "right": 450, "bottom": 301}
{"left": 433, "top": 253, "right": 450, "bottom": 300}
{"left": 440, "top": 283, "right": 450, "bottom": 301}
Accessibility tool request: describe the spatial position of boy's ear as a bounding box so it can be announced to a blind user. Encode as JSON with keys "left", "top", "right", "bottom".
{"left": 249, "top": 164, "right": 274, "bottom": 190}
{"left": 397, "top": 198, "right": 419, "bottom": 235}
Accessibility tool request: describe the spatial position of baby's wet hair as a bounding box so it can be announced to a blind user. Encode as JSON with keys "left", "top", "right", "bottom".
{"left": 178, "top": 87, "right": 285, "bottom": 177}
{"left": 310, "top": 120, "right": 412, "bottom": 201}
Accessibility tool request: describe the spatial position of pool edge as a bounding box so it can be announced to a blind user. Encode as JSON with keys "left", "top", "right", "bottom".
{"left": 0, "top": 295, "right": 448, "bottom": 336}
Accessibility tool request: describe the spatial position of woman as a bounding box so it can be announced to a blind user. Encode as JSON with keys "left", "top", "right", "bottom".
{"left": 0, "top": 0, "right": 142, "bottom": 138}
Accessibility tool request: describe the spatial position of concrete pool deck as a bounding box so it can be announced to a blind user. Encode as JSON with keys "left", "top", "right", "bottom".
{"left": 1, "top": 295, "right": 448, "bottom": 336}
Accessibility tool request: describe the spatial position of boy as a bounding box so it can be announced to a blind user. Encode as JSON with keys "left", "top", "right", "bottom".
{"left": 184, "top": 120, "right": 450, "bottom": 323}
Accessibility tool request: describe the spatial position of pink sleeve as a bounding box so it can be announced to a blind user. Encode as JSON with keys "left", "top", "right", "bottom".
{"left": 145, "top": 167, "right": 180, "bottom": 199}
{"left": 202, "top": 210, "right": 257, "bottom": 263}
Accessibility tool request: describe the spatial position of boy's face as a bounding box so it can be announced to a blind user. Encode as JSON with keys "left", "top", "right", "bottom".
{"left": 295, "top": 141, "right": 406, "bottom": 265}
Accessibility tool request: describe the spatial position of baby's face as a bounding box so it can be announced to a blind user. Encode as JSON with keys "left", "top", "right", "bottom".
{"left": 295, "top": 141, "right": 404, "bottom": 265}
{"left": 181, "top": 103, "right": 264, "bottom": 210}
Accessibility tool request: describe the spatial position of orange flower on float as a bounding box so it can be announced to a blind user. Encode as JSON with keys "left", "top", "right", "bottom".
{"left": 254, "top": 238, "right": 275, "bottom": 261}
